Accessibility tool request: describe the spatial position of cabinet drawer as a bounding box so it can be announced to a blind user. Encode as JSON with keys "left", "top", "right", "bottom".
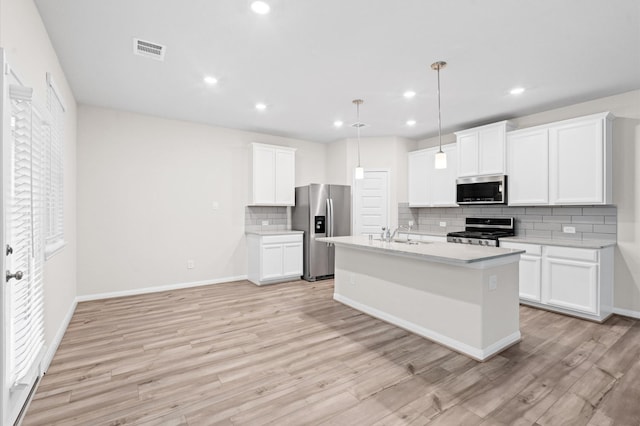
{"left": 544, "top": 246, "right": 598, "bottom": 262}
{"left": 262, "top": 234, "right": 302, "bottom": 245}
{"left": 500, "top": 242, "right": 542, "bottom": 256}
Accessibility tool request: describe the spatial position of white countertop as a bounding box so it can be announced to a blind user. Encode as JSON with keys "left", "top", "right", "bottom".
{"left": 318, "top": 235, "right": 523, "bottom": 265}
{"left": 500, "top": 236, "right": 616, "bottom": 249}
{"left": 245, "top": 230, "right": 304, "bottom": 236}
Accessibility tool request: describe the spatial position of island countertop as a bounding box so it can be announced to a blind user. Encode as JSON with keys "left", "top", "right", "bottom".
{"left": 318, "top": 235, "right": 524, "bottom": 266}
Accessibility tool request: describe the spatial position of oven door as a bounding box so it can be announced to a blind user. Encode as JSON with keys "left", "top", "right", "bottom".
{"left": 456, "top": 175, "right": 507, "bottom": 204}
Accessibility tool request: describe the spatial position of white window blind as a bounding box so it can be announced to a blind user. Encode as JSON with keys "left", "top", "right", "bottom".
{"left": 8, "top": 84, "right": 45, "bottom": 387}
{"left": 45, "top": 72, "right": 65, "bottom": 256}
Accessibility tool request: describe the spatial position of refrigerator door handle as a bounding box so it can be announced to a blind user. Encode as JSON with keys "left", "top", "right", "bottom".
{"left": 329, "top": 198, "right": 335, "bottom": 238}
{"left": 326, "top": 198, "right": 332, "bottom": 247}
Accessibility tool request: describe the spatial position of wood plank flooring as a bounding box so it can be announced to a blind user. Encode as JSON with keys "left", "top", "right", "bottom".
{"left": 23, "top": 279, "right": 640, "bottom": 425}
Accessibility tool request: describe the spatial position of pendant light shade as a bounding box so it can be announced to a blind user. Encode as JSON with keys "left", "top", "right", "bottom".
{"left": 432, "top": 61, "right": 447, "bottom": 169}
{"left": 352, "top": 99, "right": 365, "bottom": 180}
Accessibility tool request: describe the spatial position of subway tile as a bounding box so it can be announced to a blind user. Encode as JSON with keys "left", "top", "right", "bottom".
{"left": 551, "top": 231, "right": 582, "bottom": 241}
{"left": 605, "top": 216, "right": 617, "bottom": 225}
{"left": 593, "top": 224, "right": 617, "bottom": 234}
{"left": 551, "top": 207, "right": 583, "bottom": 216}
{"left": 582, "top": 206, "right": 617, "bottom": 216}
{"left": 504, "top": 207, "right": 526, "bottom": 214}
{"left": 526, "top": 207, "right": 553, "bottom": 215}
{"left": 519, "top": 215, "right": 543, "bottom": 223}
{"left": 526, "top": 230, "right": 553, "bottom": 239}
{"left": 563, "top": 223, "right": 593, "bottom": 233}
{"left": 571, "top": 215, "right": 604, "bottom": 224}
{"left": 582, "top": 232, "right": 617, "bottom": 241}
{"left": 534, "top": 222, "right": 562, "bottom": 231}
{"left": 542, "top": 215, "right": 571, "bottom": 223}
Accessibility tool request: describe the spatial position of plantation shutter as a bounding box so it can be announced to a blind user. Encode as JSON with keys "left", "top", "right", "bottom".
{"left": 45, "top": 72, "right": 64, "bottom": 255}
{"left": 8, "top": 84, "right": 46, "bottom": 387}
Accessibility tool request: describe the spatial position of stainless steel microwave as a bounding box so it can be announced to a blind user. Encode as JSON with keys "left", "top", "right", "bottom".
{"left": 456, "top": 175, "right": 507, "bottom": 205}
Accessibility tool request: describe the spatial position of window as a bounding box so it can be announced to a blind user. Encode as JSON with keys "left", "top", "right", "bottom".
{"left": 45, "top": 73, "right": 65, "bottom": 257}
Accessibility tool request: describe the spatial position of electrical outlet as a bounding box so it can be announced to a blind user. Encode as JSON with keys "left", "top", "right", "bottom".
{"left": 187, "top": 260, "right": 195, "bottom": 269}
{"left": 439, "top": 221, "right": 447, "bottom": 227}
{"left": 563, "top": 226, "right": 576, "bottom": 234}
{"left": 489, "top": 275, "right": 497, "bottom": 291}
{"left": 349, "top": 273, "right": 355, "bottom": 285}
{"left": 261, "top": 220, "right": 269, "bottom": 226}
{"left": 212, "top": 201, "right": 220, "bottom": 210}
{"left": 408, "top": 220, "right": 414, "bottom": 227}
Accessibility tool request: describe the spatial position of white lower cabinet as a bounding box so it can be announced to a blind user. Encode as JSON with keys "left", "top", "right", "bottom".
{"left": 500, "top": 241, "right": 613, "bottom": 321}
{"left": 248, "top": 233, "right": 303, "bottom": 285}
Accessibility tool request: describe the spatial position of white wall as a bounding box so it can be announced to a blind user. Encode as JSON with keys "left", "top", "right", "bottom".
{"left": 326, "top": 136, "right": 416, "bottom": 228}
{"left": 1, "top": 0, "right": 77, "bottom": 351}
{"left": 76, "top": 105, "right": 326, "bottom": 296}
{"left": 418, "top": 90, "right": 640, "bottom": 316}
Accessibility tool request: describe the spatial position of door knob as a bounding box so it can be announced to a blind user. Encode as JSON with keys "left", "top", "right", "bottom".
{"left": 6, "top": 270, "right": 23, "bottom": 282}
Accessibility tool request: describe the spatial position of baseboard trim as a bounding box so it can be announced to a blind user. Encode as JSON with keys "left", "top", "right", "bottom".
{"left": 613, "top": 307, "right": 640, "bottom": 320}
{"left": 41, "top": 297, "right": 77, "bottom": 373}
{"left": 76, "top": 275, "right": 248, "bottom": 302}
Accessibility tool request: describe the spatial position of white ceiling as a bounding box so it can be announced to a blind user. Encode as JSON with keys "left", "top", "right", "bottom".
{"left": 34, "top": 0, "right": 640, "bottom": 143}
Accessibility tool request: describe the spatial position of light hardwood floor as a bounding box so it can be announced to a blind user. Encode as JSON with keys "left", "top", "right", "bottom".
{"left": 23, "top": 279, "right": 640, "bottom": 425}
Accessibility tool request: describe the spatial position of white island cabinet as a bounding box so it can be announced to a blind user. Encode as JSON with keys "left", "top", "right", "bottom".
{"left": 247, "top": 232, "right": 303, "bottom": 285}
{"left": 319, "top": 236, "right": 524, "bottom": 361}
{"left": 500, "top": 240, "right": 614, "bottom": 322}
{"left": 249, "top": 143, "right": 296, "bottom": 206}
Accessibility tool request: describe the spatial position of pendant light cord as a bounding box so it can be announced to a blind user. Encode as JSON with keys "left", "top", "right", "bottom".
{"left": 436, "top": 64, "right": 443, "bottom": 153}
{"left": 357, "top": 102, "right": 361, "bottom": 167}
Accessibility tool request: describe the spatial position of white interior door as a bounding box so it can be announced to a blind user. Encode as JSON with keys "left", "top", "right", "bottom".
{"left": 353, "top": 169, "right": 389, "bottom": 236}
{"left": 2, "top": 53, "right": 46, "bottom": 426}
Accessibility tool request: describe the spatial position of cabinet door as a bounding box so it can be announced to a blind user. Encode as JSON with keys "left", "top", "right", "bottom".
{"left": 549, "top": 118, "right": 604, "bottom": 204}
{"left": 457, "top": 132, "right": 479, "bottom": 177}
{"left": 261, "top": 244, "right": 283, "bottom": 280}
{"left": 282, "top": 242, "right": 303, "bottom": 277}
{"left": 542, "top": 257, "right": 598, "bottom": 314}
{"left": 408, "top": 150, "right": 430, "bottom": 206}
{"left": 507, "top": 128, "right": 549, "bottom": 205}
{"left": 252, "top": 145, "right": 276, "bottom": 204}
{"left": 519, "top": 254, "right": 542, "bottom": 302}
{"left": 478, "top": 125, "right": 505, "bottom": 175}
{"left": 275, "top": 148, "right": 295, "bottom": 205}
{"left": 430, "top": 144, "right": 458, "bottom": 206}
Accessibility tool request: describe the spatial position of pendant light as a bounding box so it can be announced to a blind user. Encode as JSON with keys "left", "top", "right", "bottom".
{"left": 432, "top": 61, "right": 447, "bottom": 169}
{"left": 352, "top": 99, "right": 365, "bottom": 180}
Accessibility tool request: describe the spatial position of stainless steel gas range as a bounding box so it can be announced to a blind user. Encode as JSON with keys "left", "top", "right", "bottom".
{"left": 446, "top": 217, "right": 515, "bottom": 247}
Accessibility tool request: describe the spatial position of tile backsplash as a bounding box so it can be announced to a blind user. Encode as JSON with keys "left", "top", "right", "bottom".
{"left": 398, "top": 203, "right": 617, "bottom": 242}
{"left": 245, "top": 206, "right": 290, "bottom": 232}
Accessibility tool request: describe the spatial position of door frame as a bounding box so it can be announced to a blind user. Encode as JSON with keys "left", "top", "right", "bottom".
{"left": 352, "top": 168, "right": 391, "bottom": 236}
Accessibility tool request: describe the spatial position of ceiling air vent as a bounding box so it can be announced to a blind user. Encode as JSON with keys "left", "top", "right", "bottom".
{"left": 133, "top": 38, "right": 166, "bottom": 61}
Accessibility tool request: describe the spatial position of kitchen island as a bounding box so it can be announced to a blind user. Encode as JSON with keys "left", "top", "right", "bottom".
{"left": 318, "top": 236, "right": 524, "bottom": 361}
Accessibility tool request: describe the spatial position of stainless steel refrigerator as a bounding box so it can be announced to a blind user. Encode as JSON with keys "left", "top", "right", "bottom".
{"left": 292, "top": 184, "right": 351, "bottom": 281}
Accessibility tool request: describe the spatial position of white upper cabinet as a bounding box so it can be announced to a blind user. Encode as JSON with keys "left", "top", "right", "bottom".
{"left": 507, "top": 127, "right": 550, "bottom": 205}
{"left": 549, "top": 114, "right": 612, "bottom": 205}
{"left": 455, "top": 121, "right": 514, "bottom": 177}
{"left": 507, "top": 112, "right": 613, "bottom": 206}
{"left": 408, "top": 143, "right": 457, "bottom": 207}
{"left": 249, "top": 143, "right": 296, "bottom": 206}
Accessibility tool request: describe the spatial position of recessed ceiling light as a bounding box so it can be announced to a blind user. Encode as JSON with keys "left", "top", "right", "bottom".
{"left": 406, "top": 119, "right": 417, "bottom": 126}
{"left": 403, "top": 91, "right": 416, "bottom": 99}
{"left": 510, "top": 87, "right": 525, "bottom": 95}
{"left": 255, "top": 102, "right": 267, "bottom": 111}
{"left": 334, "top": 120, "right": 344, "bottom": 128}
{"left": 204, "top": 76, "right": 218, "bottom": 85}
{"left": 251, "top": 1, "right": 270, "bottom": 14}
